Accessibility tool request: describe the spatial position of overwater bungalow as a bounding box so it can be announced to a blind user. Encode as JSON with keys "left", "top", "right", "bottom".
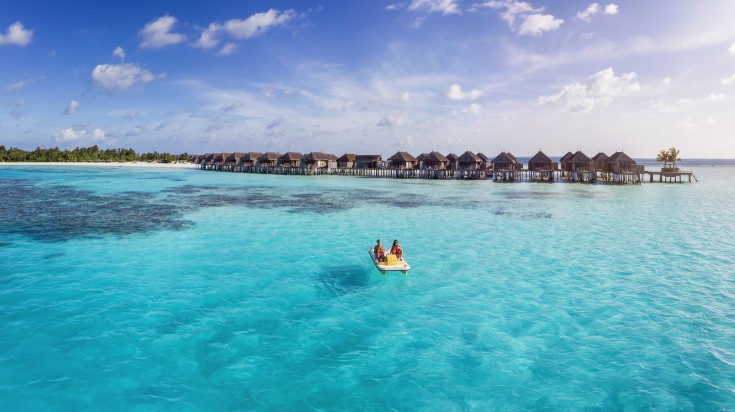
{"left": 477, "top": 153, "right": 491, "bottom": 170}
{"left": 417, "top": 151, "right": 448, "bottom": 169}
{"left": 568, "top": 151, "right": 596, "bottom": 182}
{"left": 355, "top": 155, "right": 382, "bottom": 169}
{"left": 491, "top": 151, "right": 521, "bottom": 181}
{"left": 224, "top": 152, "right": 245, "bottom": 170}
{"left": 458, "top": 151, "right": 482, "bottom": 170}
{"left": 388, "top": 151, "right": 417, "bottom": 169}
{"left": 592, "top": 152, "right": 608, "bottom": 171}
{"left": 337, "top": 153, "right": 356, "bottom": 168}
{"left": 604, "top": 151, "right": 643, "bottom": 184}
{"left": 257, "top": 152, "right": 281, "bottom": 167}
{"left": 559, "top": 151, "right": 573, "bottom": 176}
{"left": 527, "top": 150, "right": 556, "bottom": 181}
{"left": 303, "top": 152, "right": 338, "bottom": 170}
{"left": 238, "top": 152, "right": 262, "bottom": 167}
{"left": 278, "top": 152, "right": 304, "bottom": 167}
{"left": 446, "top": 153, "right": 460, "bottom": 170}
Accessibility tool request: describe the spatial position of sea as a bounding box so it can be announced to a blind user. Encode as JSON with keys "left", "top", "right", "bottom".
{"left": 1, "top": 162, "right": 734, "bottom": 410}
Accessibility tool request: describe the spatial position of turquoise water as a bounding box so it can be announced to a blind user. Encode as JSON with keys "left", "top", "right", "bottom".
{"left": 1, "top": 165, "right": 734, "bottom": 410}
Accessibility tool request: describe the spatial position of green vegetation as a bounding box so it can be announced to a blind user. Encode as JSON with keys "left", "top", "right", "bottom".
{"left": 656, "top": 147, "right": 681, "bottom": 172}
{"left": 0, "top": 145, "right": 188, "bottom": 163}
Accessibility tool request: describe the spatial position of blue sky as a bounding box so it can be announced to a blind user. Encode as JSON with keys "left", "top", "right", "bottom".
{"left": 2, "top": 0, "right": 735, "bottom": 157}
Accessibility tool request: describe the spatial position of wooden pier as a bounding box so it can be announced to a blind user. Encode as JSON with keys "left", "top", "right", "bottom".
{"left": 644, "top": 171, "right": 698, "bottom": 183}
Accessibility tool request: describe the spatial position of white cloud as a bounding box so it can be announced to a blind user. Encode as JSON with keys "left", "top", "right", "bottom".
{"left": 577, "top": 3, "right": 599, "bottom": 22}
{"left": 220, "top": 101, "right": 242, "bottom": 111}
{"left": 386, "top": 4, "right": 401, "bottom": 11}
{"left": 658, "top": 77, "right": 671, "bottom": 93}
{"left": 408, "top": 0, "right": 460, "bottom": 15}
{"left": 55, "top": 126, "right": 109, "bottom": 144}
{"left": 91, "top": 63, "right": 156, "bottom": 92}
{"left": 217, "top": 43, "right": 237, "bottom": 56}
{"left": 196, "top": 9, "right": 295, "bottom": 51}
{"left": 401, "top": 91, "right": 411, "bottom": 102}
{"left": 139, "top": 15, "right": 185, "bottom": 49}
{"left": 729, "top": 42, "right": 735, "bottom": 55}
{"left": 722, "top": 73, "right": 735, "bottom": 86}
{"left": 377, "top": 114, "right": 408, "bottom": 127}
{"left": 266, "top": 115, "right": 289, "bottom": 130}
{"left": 463, "top": 103, "right": 482, "bottom": 114}
{"left": 447, "top": 84, "right": 483, "bottom": 101}
{"left": 4, "top": 80, "right": 27, "bottom": 93}
{"left": 519, "top": 13, "right": 564, "bottom": 36}
{"left": 704, "top": 93, "right": 726, "bottom": 101}
{"left": 480, "top": 1, "right": 562, "bottom": 35}
{"left": 539, "top": 67, "right": 640, "bottom": 112}
{"left": 604, "top": 4, "right": 618, "bottom": 15}
{"left": 64, "top": 100, "right": 79, "bottom": 115}
{"left": 0, "top": 22, "right": 33, "bottom": 46}
{"left": 124, "top": 111, "right": 139, "bottom": 120}
{"left": 113, "top": 47, "right": 125, "bottom": 61}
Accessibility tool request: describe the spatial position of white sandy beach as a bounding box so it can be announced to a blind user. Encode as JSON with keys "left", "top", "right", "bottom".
{"left": 0, "top": 162, "right": 195, "bottom": 169}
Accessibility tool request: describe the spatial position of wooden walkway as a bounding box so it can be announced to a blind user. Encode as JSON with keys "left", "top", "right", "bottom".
{"left": 643, "top": 171, "right": 698, "bottom": 183}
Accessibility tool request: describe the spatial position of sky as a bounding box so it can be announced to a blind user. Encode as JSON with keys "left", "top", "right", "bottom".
{"left": 2, "top": 0, "right": 735, "bottom": 158}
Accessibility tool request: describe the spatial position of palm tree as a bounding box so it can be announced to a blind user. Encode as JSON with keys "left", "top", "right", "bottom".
{"left": 656, "top": 149, "right": 669, "bottom": 168}
{"left": 667, "top": 147, "right": 681, "bottom": 169}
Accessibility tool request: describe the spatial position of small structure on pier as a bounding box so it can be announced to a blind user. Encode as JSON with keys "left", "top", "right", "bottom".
{"left": 388, "top": 152, "right": 417, "bottom": 169}
{"left": 303, "top": 152, "right": 338, "bottom": 171}
{"left": 355, "top": 155, "right": 382, "bottom": 169}
{"left": 477, "top": 153, "right": 492, "bottom": 171}
{"left": 278, "top": 152, "right": 303, "bottom": 167}
{"left": 239, "top": 152, "right": 262, "bottom": 167}
{"left": 527, "top": 150, "right": 556, "bottom": 181}
{"left": 446, "top": 153, "right": 460, "bottom": 170}
{"left": 417, "top": 151, "right": 449, "bottom": 169}
{"left": 458, "top": 151, "right": 482, "bottom": 170}
{"left": 491, "top": 151, "right": 521, "bottom": 181}
{"left": 257, "top": 152, "right": 281, "bottom": 167}
{"left": 224, "top": 152, "right": 245, "bottom": 170}
{"left": 337, "top": 153, "right": 356, "bottom": 168}
{"left": 566, "top": 151, "right": 596, "bottom": 182}
{"left": 592, "top": 152, "right": 608, "bottom": 172}
{"left": 603, "top": 151, "right": 643, "bottom": 184}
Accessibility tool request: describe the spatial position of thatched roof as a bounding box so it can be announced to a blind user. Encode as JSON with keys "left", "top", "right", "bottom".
{"left": 212, "top": 153, "right": 227, "bottom": 163}
{"left": 477, "top": 152, "right": 490, "bottom": 161}
{"left": 418, "top": 151, "right": 448, "bottom": 162}
{"left": 338, "top": 153, "right": 356, "bottom": 162}
{"left": 570, "top": 151, "right": 592, "bottom": 163}
{"left": 258, "top": 152, "right": 281, "bottom": 161}
{"left": 388, "top": 151, "right": 417, "bottom": 162}
{"left": 528, "top": 150, "right": 552, "bottom": 164}
{"left": 225, "top": 152, "right": 246, "bottom": 163}
{"left": 559, "top": 151, "right": 574, "bottom": 163}
{"left": 355, "top": 155, "right": 381, "bottom": 162}
{"left": 592, "top": 152, "right": 609, "bottom": 162}
{"left": 491, "top": 151, "right": 517, "bottom": 164}
{"left": 240, "top": 152, "right": 261, "bottom": 162}
{"left": 279, "top": 152, "right": 304, "bottom": 161}
{"left": 605, "top": 151, "right": 636, "bottom": 164}
{"left": 459, "top": 151, "right": 481, "bottom": 162}
{"left": 446, "top": 153, "right": 459, "bottom": 161}
{"left": 303, "top": 152, "right": 337, "bottom": 161}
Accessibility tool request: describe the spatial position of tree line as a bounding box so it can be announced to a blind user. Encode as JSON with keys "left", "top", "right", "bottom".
{"left": 0, "top": 145, "right": 189, "bottom": 163}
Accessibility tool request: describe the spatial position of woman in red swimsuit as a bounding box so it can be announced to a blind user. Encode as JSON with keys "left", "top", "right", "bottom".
{"left": 390, "top": 239, "right": 403, "bottom": 260}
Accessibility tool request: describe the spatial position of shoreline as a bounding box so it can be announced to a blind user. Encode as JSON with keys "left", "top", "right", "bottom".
{"left": 0, "top": 162, "right": 195, "bottom": 169}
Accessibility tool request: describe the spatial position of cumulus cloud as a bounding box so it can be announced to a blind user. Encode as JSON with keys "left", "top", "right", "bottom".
{"left": 91, "top": 63, "right": 157, "bottom": 92}
{"left": 113, "top": 46, "right": 125, "bottom": 61}
{"left": 55, "top": 126, "right": 109, "bottom": 145}
{"left": 461, "top": 103, "right": 482, "bottom": 115}
{"left": 447, "top": 84, "right": 483, "bottom": 101}
{"left": 0, "top": 22, "right": 33, "bottom": 46}
{"left": 139, "top": 15, "right": 185, "bottom": 49}
{"left": 577, "top": 3, "right": 599, "bottom": 22}
{"left": 519, "top": 13, "right": 563, "bottom": 36}
{"left": 64, "top": 100, "right": 79, "bottom": 115}
{"left": 196, "top": 9, "right": 295, "bottom": 51}
{"left": 604, "top": 4, "right": 618, "bottom": 15}
{"left": 408, "top": 0, "right": 460, "bottom": 15}
{"left": 377, "top": 114, "right": 408, "bottom": 127}
{"left": 4, "top": 80, "right": 27, "bottom": 93}
{"left": 729, "top": 42, "right": 735, "bottom": 55}
{"left": 658, "top": 77, "right": 671, "bottom": 93}
{"left": 722, "top": 73, "right": 735, "bottom": 86}
{"left": 217, "top": 43, "right": 237, "bottom": 56}
{"left": 479, "top": 1, "right": 563, "bottom": 36}
{"left": 539, "top": 67, "right": 640, "bottom": 112}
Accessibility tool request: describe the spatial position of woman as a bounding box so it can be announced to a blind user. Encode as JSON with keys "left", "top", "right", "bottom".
{"left": 390, "top": 239, "right": 403, "bottom": 260}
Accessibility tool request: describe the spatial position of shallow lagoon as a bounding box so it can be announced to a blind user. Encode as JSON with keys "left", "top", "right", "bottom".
{"left": 1, "top": 165, "right": 734, "bottom": 409}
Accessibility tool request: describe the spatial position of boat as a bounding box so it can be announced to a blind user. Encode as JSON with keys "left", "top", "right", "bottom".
{"left": 368, "top": 249, "right": 411, "bottom": 275}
